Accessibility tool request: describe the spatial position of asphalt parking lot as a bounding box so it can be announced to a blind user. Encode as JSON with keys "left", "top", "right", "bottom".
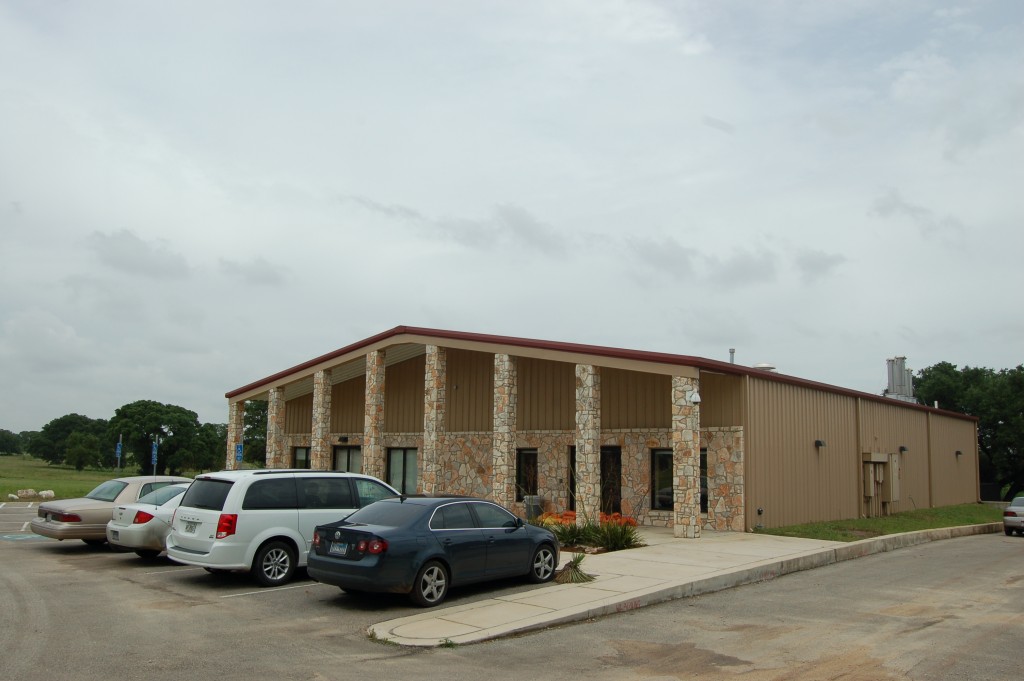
{"left": 0, "top": 501, "right": 555, "bottom": 681}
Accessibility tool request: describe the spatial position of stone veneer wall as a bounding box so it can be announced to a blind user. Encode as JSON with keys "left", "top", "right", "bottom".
{"left": 266, "top": 388, "right": 286, "bottom": 468}
{"left": 435, "top": 434, "right": 494, "bottom": 498}
{"left": 672, "top": 375, "right": 701, "bottom": 538}
{"left": 702, "top": 427, "right": 745, "bottom": 532}
{"left": 363, "top": 350, "right": 386, "bottom": 480}
{"left": 492, "top": 354, "right": 517, "bottom": 509}
{"left": 575, "top": 364, "right": 601, "bottom": 525}
{"left": 421, "top": 345, "right": 446, "bottom": 495}
{"left": 311, "top": 369, "right": 333, "bottom": 470}
{"left": 225, "top": 401, "right": 245, "bottom": 470}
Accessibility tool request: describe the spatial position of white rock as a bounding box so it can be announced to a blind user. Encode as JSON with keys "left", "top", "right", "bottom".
{"left": 17, "top": 489, "right": 37, "bottom": 498}
{"left": 7, "top": 494, "right": 18, "bottom": 501}
{"left": 39, "top": 490, "right": 55, "bottom": 499}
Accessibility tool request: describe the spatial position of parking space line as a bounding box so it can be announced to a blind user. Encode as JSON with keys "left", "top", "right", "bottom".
{"left": 0, "top": 503, "right": 5, "bottom": 509}
{"left": 220, "top": 582, "right": 329, "bottom": 599}
{"left": 21, "top": 522, "right": 30, "bottom": 531}
{"left": 144, "top": 566, "right": 207, "bottom": 575}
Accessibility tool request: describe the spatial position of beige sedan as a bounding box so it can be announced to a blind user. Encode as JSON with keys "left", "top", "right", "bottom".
{"left": 31, "top": 475, "right": 192, "bottom": 545}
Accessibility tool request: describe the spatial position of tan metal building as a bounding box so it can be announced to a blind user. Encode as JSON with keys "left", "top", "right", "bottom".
{"left": 224, "top": 326, "right": 980, "bottom": 536}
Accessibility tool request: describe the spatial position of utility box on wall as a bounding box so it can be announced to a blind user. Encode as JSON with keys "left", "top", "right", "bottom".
{"left": 881, "top": 452, "right": 902, "bottom": 502}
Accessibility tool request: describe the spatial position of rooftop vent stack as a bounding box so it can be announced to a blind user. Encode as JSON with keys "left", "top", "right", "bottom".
{"left": 729, "top": 348, "right": 735, "bottom": 364}
{"left": 886, "top": 356, "right": 917, "bottom": 403}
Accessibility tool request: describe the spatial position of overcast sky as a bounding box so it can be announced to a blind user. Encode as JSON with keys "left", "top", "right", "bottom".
{"left": 2, "top": 1, "right": 1022, "bottom": 433}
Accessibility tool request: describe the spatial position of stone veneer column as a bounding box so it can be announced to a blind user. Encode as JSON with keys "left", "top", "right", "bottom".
{"left": 266, "top": 387, "right": 285, "bottom": 468}
{"left": 422, "top": 346, "right": 447, "bottom": 495}
{"left": 311, "top": 369, "right": 332, "bottom": 470}
{"left": 575, "top": 364, "right": 601, "bottom": 524}
{"left": 492, "top": 354, "right": 518, "bottom": 508}
{"left": 672, "top": 375, "right": 701, "bottom": 538}
{"left": 363, "top": 351, "right": 386, "bottom": 480}
{"left": 225, "top": 400, "right": 245, "bottom": 470}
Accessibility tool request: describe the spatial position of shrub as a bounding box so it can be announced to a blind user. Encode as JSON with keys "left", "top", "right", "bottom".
{"left": 595, "top": 521, "right": 643, "bottom": 551}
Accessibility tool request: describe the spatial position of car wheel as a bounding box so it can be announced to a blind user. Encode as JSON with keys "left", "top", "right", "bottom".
{"left": 527, "top": 544, "right": 556, "bottom": 583}
{"left": 82, "top": 539, "right": 106, "bottom": 547}
{"left": 1005, "top": 527, "right": 1013, "bottom": 536}
{"left": 410, "top": 560, "right": 448, "bottom": 607}
{"left": 252, "top": 541, "right": 296, "bottom": 587}
{"left": 134, "top": 549, "right": 161, "bottom": 560}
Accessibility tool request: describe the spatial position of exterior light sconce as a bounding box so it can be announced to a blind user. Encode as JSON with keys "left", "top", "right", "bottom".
{"left": 955, "top": 450, "right": 962, "bottom": 458}
{"left": 898, "top": 445, "right": 908, "bottom": 453}
{"left": 338, "top": 436, "right": 349, "bottom": 444}
{"left": 814, "top": 439, "right": 826, "bottom": 450}
{"left": 691, "top": 391, "right": 702, "bottom": 404}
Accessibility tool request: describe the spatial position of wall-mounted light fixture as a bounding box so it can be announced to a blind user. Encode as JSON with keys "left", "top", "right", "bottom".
{"left": 898, "top": 445, "right": 908, "bottom": 453}
{"left": 691, "top": 391, "right": 702, "bottom": 404}
{"left": 814, "top": 439, "right": 827, "bottom": 450}
{"left": 955, "top": 450, "right": 962, "bottom": 458}
{"left": 338, "top": 436, "right": 349, "bottom": 444}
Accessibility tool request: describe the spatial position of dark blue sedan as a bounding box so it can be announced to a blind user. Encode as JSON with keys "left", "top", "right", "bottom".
{"left": 308, "top": 496, "right": 559, "bottom": 607}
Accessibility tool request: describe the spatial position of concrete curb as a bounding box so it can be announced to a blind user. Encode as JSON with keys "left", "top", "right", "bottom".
{"left": 369, "top": 523, "right": 1003, "bottom": 647}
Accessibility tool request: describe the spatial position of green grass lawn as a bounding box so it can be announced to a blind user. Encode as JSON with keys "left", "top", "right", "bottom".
{"left": 756, "top": 503, "right": 1004, "bottom": 542}
{"left": 0, "top": 455, "right": 134, "bottom": 499}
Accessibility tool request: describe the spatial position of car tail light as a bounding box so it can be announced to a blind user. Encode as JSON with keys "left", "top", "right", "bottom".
{"left": 132, "top": 510, "right": 155, "bottom": 524}
{"left": 55, "top": 512, "right": 81, "bottom": 523}
{"left": 311, "top": 532, "right": 321, "bottom": 550}
{"left": 355, "top": 538, "right": 388, "bottom": 555}
{"left": 1005, "top": 510, "right": 1018, "bottom": 517}
{"left": 216, "top": 513, "right": 237, "bottom": 539}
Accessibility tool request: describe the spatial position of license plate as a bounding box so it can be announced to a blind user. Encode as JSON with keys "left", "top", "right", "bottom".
{"left": 328, "top": 542, "right": 348, "bottom": 556}
{"left": 111, "top": 530, "right": 119, "bottom": 541}
{"left": 185, "top": 521, "right": 198, "bottom": 533}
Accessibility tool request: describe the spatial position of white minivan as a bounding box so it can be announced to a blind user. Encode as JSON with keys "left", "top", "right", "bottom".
{"left": 166, "top": 469, "right": 397, "bottom": 586}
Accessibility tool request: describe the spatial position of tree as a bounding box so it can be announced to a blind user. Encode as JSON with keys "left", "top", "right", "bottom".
{"left": 915, "top": 363, "right": 1024, "bottom": 500}
{"left": 243, "top": 400, "right": 268, "bottom": 466}
{"left": 26, "top": 414, "right": 109, "bottom": 465}
{"left": 65, "top": 432, "right": 102, "bottom": 471}
{"left": 107, "top": 400, "right": 201, "bottom": 476}
{"left": 0, "top": 429, "right": 21, "bottom": 455}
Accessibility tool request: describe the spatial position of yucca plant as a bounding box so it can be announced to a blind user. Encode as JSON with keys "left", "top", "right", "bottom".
{"left": 595, "top": 521, "right": 643, "bottom": 551}
{"left": 555, "top": 552, "right": 594, "bottom": 584}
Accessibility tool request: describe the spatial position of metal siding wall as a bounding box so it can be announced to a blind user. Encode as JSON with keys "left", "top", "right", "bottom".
{"left": 601, "top": 368, "right": 671, "bottom": 430}
{"left": 447, "top": 349, "right": 494, "bottom": 432}
{"left": 284, "top": 394, "right": 313, "bottom": 434}
{"left": 699, "top": 373, "right": 744, "bottom": 427}
{"left": 745, "top": 378, "right": 859, "bottom": 529}
{"left": 330, "top": 376, "right": 366, "bottom": 434}
{"left": 929, "top": 415, "right": 979, "bottom": 506}
{"left": 517, "top": 357, "right": 574, "bottom": 431}
{"left": 859, "top": 401, "right": 931, "bottom": 511}
{"left": 384, "top": 355, "right": 425, "bottom": 433}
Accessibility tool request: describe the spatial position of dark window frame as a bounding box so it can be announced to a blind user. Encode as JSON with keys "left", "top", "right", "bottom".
{"left": 515, "top": 448, "right": 538, "bottom": 501}
{"left": 333, "top": 446, "right": 362, "bottom": 473}
{"left": 650, "top": 448, "right": 673, "bottom": 511}
{"left": 292, "top": 446, "right": 311, "bottom": 469}
{"left": 387, "top": 447, "right": 418, "bottom": 495}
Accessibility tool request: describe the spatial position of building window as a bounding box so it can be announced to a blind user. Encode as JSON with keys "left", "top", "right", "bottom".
{"left": 700, "top": 448, "right": 708, "bottom": 514}
{"left": 387, "top": 448, "right": 417, "bottom": 494}
{"left": 333, "top": 446, "right": 362, "bottom": 473}
{"left": 516, "top": 449, "right": 538, "bottom": 501}
{"left": 292, "top": 447, "right": 310, "bottom": 469}
{"left": 651, "top": 449, "right": 673, "bottom": 511}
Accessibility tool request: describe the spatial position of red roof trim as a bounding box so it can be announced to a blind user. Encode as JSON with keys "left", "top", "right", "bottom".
{"left": 225, "top": 325, "right": 976, "bottom": 422}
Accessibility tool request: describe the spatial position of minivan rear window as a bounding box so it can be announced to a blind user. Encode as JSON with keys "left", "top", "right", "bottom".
{"left": 180, "top": 479, "right": 233, "bottom": 511}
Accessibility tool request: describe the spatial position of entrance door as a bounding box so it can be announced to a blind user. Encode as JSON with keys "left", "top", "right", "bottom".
{"left": 600, "top": 446, "right": 622, "bottom": 514}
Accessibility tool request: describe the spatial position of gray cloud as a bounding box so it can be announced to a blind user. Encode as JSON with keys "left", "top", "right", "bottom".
{"left": 702, "top": 115, "right": 736, "bottom": 134}
{"left": 219, "top": 257, "right": 286, "bottom": 286}
{"left": 870, "top": 188, "right": 966, "bottom": 239}
{"left": 794, "top": 249, "right": 847, "bottom": 284}
{"left": 705, "top": 248, "right": 779, "bottom": 289}
{"left": 84, "top": 231, "right": 190, "bottom": 279}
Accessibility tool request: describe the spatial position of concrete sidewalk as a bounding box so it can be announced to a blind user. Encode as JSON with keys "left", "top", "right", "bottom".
{"left": 369, "top": 523, "right": 1002, "bottom": 647}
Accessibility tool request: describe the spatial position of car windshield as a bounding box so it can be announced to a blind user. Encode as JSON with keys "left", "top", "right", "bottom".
{"left": 86, "top": 480, "right": 129, "bottom": 502}
{"left": 342, "top": 501, "right": 425, "bottom": 527}
{"left": 137, "top": 485, "right": 187, "bottom": 506}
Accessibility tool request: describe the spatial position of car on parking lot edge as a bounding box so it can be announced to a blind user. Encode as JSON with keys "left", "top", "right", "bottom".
{"left": 1003, "top": 496, "right": 1024, "bottom": 536}
{"left": 165, "top": 469, "right": 398, "bottom": 586}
